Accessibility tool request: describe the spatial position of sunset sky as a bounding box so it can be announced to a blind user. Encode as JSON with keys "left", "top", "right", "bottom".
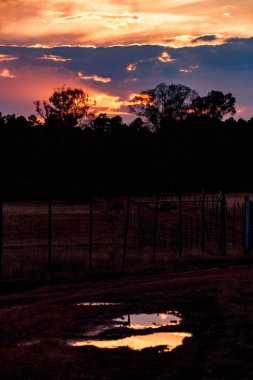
{"left": 0, "top": 0, "right": 253, "bottom": 120}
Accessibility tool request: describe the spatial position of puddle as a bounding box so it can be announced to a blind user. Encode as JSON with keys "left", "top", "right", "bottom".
{"left": 114, "top": 312, "right": 181, "bottom": 329}
{"left": 18, "top": 311, "right": 192, "bottom": 353}
{"left": 69, "top": 331, "right": 192, "bottom": 352}
{"left": 76, "top": 302, "right": 120, "bottom": 307}
{"left": 67, "top": 311, "right": 192, "bottom": 352}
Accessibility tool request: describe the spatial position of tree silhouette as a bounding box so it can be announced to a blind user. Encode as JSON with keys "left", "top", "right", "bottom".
{"left": 92, "top": 113, "right": 111, "bottom": 130}
{"left": 129, "top": 83, "right": 198, "bottom": 129}
{"left": 34, "top": 86, "right": 95, "bottom": 127}
{"left": 191, "top": 90, "right": 236, "bottom": 120}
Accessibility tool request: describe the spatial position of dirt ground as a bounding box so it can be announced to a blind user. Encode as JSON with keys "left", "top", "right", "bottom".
{"left": 1, "top": 263, "right": 253, "bottom": 379}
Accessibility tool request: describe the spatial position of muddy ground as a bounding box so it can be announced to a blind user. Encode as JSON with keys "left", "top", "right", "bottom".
{"left": 1, "top": 263, "right": 253, "bottom": 379}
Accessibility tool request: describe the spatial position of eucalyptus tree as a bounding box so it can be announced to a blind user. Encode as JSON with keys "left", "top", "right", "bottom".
{"left": 129, "top": 83, "right": 199, "bottom": 129}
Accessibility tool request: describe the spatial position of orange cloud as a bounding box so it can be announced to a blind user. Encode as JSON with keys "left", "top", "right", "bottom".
{"left": 126, "top": 63, "right": 137, "bottom": 72}
{"left": 222, "top": 5, "right": 237, "bottom": 11}
{"left": 128, "top": 93, "right": 154, "bottom": 106}
{"left": 1, "top": 0, "right": 252, "bottom": 47}
{"left": 88, "top": 12, "right": 141, "bottom": 30}
{"left": 126, "top": 51, "right": 176, "bottom": 73}
{"left": 78, "top": 71, "right": 112, "bottom": 83}
{"left": 0, "top": 69, "right": 16, "bottom": 78}
{"left": 0, "top": 54, "right": 18, "bottom": 61}
{"left": 39, "top": 54, "right": 72, "bottom": 61}
{"left": 92, "top": 93, "right": 129, "bottom": 116}
{"left": 28, "top": 44, "right": 51, "bottom": 48}
{"left": 52, "top": 15, "right": 84, "bottom": 24}
{"left": 157, "top": 51, "right": 176, "bottom": 63}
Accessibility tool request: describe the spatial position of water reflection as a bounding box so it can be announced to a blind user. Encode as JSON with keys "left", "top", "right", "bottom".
{"left": 68, "top": 311, "right": 192, "bottom": 352}
{"left": 114, "top": 312, "right": 181, "bottom": 329}
{"left": 76, "top": 302, "right": 120, "bottom": 306}
{"left": 69, "top": 332, "right": 192, "bottom": 352}
{"left": 17, "top": 339, "right": 41, "bottom": 347}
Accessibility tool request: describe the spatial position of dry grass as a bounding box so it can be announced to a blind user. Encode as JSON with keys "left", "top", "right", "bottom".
{"left": 2, "top": 194, "right": 247, "bottom": 278}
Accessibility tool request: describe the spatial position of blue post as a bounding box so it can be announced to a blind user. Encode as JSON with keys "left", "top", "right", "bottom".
{"left": 0, "top": 197, "right": 3, "bottom": 277}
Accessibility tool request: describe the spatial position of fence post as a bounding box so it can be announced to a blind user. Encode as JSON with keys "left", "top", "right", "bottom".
{"left": 179, "top": 193, "right": 182, "bottom": 257}
{"left": 152, "top": 193, "right": 159, "bottom": 263}
{"left": 48, "top": 197, "right": 52, "bottom": 270}
{"left": 122, "top": 195, "right": 130, "bottom": 272}
{"left": 201, "top": 191, "right": 205, "bottom": 255}
{"left": 89, "top": 189, "right": 93, "bottom": 270}
{"left": 0, "top": 197, "right": 3, "bottom": 277}
{"left": 244, "top": 196, "right": 250, "bottom": 253}
{"left": 232, "top": 203, "right": 236, "bottom": 253}
{"left": 220, "top": 192, "right": 227, "bottom": 256}
{"left": 138, "top": 203, "right": 141, "bottom": 245}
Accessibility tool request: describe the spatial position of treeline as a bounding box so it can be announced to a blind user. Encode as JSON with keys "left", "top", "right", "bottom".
{"left": 1, "top": 84, "right": 253, "bottom": 196}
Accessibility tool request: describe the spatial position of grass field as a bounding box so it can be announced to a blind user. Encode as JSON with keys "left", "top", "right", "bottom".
{"left": 1, "top": 193, "right": 249, "bottom": 277}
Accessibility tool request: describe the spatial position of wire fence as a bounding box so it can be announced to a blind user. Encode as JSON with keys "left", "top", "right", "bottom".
{"left": 0, "top": 192, "right": 248, "bottom": 277}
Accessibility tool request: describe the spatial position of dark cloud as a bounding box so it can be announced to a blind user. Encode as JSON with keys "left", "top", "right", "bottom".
{"left": 191, "top": 34, "right": 219, "bottom": 43}
{"left": 224, "top": 37, "right": 253, "bottom": 45}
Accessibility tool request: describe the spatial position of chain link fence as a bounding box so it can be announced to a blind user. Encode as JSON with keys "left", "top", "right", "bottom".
{"left": 0, "top": 192, "right": 247, "bottom": 277}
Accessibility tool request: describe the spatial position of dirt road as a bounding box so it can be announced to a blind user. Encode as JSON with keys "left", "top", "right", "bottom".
{"left": 1, "top": 264, "right": 253, "bottom": 379}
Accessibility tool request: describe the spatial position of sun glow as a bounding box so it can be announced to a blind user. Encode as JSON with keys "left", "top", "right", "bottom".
{"left": 92, "top": 93, "right": 126, "bottom": 115}
{"left": 0, "top": 69, "right": 16, "bottom": 78}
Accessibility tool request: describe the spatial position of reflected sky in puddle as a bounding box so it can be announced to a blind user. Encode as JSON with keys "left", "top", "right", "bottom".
{"left": 69, "top": 331, "right": 192, "bottom": 351}
{"left": 114, "top": 312, "right": 181, "bottom": 329}
{"left": 68, "top": 311, "right": 192, "bottom": 352}
{"left": 17, "top": 309, "right": 191, "bottom": 352}
{"left": 17, "top": 339, "right": 41, "bottom": 347}
{"left": 76, "top": 302, "right": 120, "bottom": 306}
